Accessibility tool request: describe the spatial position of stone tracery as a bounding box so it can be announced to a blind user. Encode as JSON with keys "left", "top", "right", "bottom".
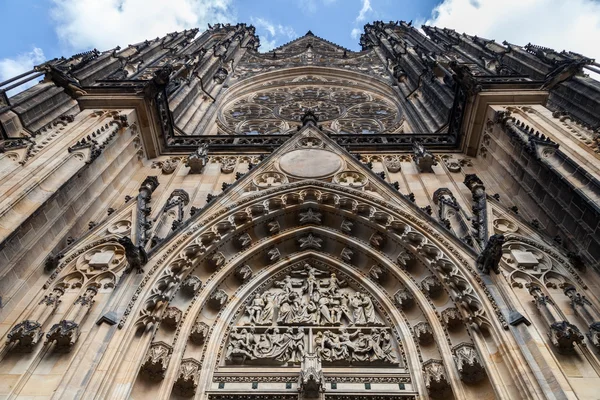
{"left": 219, "top": 78, "right": 403, "bottom": 135}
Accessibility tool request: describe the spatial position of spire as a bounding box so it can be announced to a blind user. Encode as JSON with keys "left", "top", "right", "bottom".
{"left": 306, "top": 30, "right": 314, "bottom": 36}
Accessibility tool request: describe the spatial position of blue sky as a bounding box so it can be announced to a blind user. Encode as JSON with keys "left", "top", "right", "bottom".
{"left": 1, "top": 0, "right": 600, "bottom": 84}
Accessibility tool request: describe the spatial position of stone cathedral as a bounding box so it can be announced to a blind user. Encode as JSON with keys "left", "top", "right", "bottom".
{"left": 1, "top": 20, "right": 600, "bottom": 400}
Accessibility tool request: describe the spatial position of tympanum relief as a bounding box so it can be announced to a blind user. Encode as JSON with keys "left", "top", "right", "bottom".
{"left": 225, "top": 263, "right": 399, "bottom": 366}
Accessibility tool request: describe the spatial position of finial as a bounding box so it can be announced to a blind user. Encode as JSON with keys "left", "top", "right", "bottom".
{"left": 300, "top": 110, "right": 319, "bottom": 127}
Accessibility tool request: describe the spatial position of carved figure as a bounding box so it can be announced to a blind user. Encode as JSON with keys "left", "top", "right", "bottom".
{"left": 118, "top": 236, "right": 148, "bottom": 274}
{"left": 476, "top": 234, "right": 505, "bottom": 274}
{"left": 246, "top": 294, "right": 265, "bottom": 324}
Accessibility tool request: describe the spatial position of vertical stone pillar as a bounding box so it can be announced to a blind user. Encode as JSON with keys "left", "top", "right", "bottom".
{"left": 564, "top": 285, "right": 600, "bottom": 349}
{"left": 6, "top": 286, "right": 65, "bottom": 351}
{"left": 45, "top": 285, "right": 98, "bottom": 352}
{"left": 463, "top": 174, "right": 488, "bottom": 250}
{"left": 137, "top": 176, "right": 159, "bottom": 246}
{"left": 529, "top": 285, "right": 583, "bottom": 353}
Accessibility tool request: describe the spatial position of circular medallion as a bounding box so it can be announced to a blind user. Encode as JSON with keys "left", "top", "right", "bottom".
{"left": 279, "top": 149, "right": 342, "bottom": 178}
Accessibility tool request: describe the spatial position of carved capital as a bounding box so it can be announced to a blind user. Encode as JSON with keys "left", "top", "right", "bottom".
{"left": 369, "top": 265, "right": 387, "bottom": 282}
{"left": 420, "top": 276, "right": 443, "bottom": 298}
{"left": 549, "top": 321, "right": 584, "bottom": 353}
{"left": 45, "top": 320, "right": 80, "bottom": 352}
{"left": 6, "top": 320, "right": 43, "bottom": 352}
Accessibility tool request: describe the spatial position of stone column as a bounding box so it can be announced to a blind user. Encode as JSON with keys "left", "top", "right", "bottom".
{"left": 564, "top": 285, "right": 600, "bottom": 349}
{"left": 6, "top": 286, "right": 65, "bottom": 351}
{"left": 45, "top": 285, "right": 98, "bottom": 352}
{"left": 463, "top": 174, "right": 488, "bottom": 250}
{"left": 529, "top": 285, "right": 583, "bottom": 353}
{"left": 137, "top": 176, "right": 159, "bottom": 246}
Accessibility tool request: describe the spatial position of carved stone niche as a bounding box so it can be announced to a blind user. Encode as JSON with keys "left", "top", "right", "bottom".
{"left": 299, "top": 352, "right": 324, "bottom": 398}
{"left": 190, "top": 321, "right": 209, "bottom": 345}
{"left": 394, "top": 289, "right": 414, "bottom": 310}
{"left": 181, "top": 275, "right": 202, "bottom": 294}
{"left": 162, "top": 307, "right": 182, "bottom": 328}
{"left": 235, "top": 264, "right": 253, "bottom": 283}
{"left": 420, "top": 276, "right": 443, "bottom": 298}
{"left": 441, "top": 307, "right": 463, "bottom": 331}
{"left": 209, "top": 289, "right": 228, "bottom": 309}
{"left": 173, "top": 358, "right": 201, "bottom": 397}
{"left": 452, "top": 342, "right": 486, "bottom": 383}
{"left": 414, "top": 321, "right": 434, "bottom": 345}
{"left": 369, "top": 265, "right": 387, "bottom": 282}
{"left": 141, "top": 341, "right": 173, "bottom": 381}
{"left": 45, "top": 320, "right": 80, "bottom": 352}
{"left": 207, "top": 252, "right": 226, "bottom": 271}
{"left": 6, "top": 320, "right": 43, "bottom": 352}
{"left": 423, "top": 359, "right": 451, "bottom": 399}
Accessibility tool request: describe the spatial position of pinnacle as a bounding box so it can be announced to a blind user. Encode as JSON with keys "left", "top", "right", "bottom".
{"left": 305, "top": 30, "right": 314, "bottom": 36}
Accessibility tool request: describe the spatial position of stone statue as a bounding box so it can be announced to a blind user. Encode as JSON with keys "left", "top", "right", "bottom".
{"left": 350, "top": 293, "right": 367, "bottom": 325}
{"left": 293, "top": 263, "right": 327, "bottom": 299}
{"left": 187, "top": 144, "right": 208, "bottom": 174}
{"left": 476, "top": 234, "right": 505, "bottom": 274}
{"left": 246, "top": 294, "right": 265, "bottom": 325}
{"left": 118, "top": 236, "right": 148, "bottom": 274}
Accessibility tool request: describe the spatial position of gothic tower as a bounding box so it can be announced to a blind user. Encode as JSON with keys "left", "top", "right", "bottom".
{"left": 1, "top": 21, "right": 600, "bottom": 399}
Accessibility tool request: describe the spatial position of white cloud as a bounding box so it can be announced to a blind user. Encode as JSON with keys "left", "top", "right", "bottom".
{"left": 356, "top": 0, "right": 372, "bottom": 22}
{"left": 297, "top": 0, "right": 337, "bottom": 14}
{"left": 50, "top": 0, "right": 235, "bottom": 51}
{"left": 0, "top": 47, "right": 45, "bottom": 95}
{"left": 250, "top": 16, "right": 297, "bottom": 52}
{"left": 424, "top": 0, "right": 600, "bottom": 79}
{"left": 351, "top": 28, "right": 362, "bottom": 40}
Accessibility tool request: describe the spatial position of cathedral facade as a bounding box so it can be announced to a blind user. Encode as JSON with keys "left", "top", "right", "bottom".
{"left": 1, "top": 21, "right": 600, "bottom": 399}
